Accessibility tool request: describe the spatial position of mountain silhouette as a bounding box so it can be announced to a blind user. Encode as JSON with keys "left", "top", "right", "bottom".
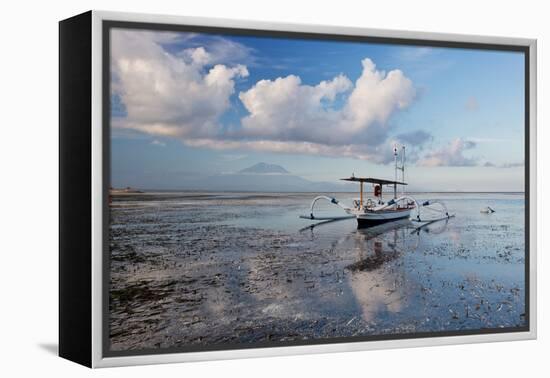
{"left": 187, "top": 163, "right": 351, "bottom": 192}
{"left": 238, "top": 162, "right": 289, "bottom": 174}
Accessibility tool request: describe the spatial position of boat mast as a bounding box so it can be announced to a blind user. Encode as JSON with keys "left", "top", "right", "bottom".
{"left": 401, "top": 146, "right": 406, "bottom": 196}
{"left": 393, "top": 145, "right": 407, "bottom": 198}
{"left": 393, "top": 145, "right": 398, "bottom": 199}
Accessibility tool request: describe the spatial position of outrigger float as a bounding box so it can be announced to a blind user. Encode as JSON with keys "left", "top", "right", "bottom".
{"left": 299, "top": 146, "right": 454, "bottom": 228}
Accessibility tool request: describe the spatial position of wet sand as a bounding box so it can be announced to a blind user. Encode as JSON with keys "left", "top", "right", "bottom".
{"left": 109, "top": 192, "right": 526, "bottom": 352}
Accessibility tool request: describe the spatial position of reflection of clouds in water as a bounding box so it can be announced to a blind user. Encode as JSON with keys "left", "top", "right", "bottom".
{"left": 223, "top": 248, "right": 316, "bottom": 321}
{"left": 192, "top": 219, "right": 427, "bottom": 334}
{"left": 110, "top": 193, "right": 526, "bottom": 351}
{"left": 270, "top": 219, "right": 421, "bottom": 324}
{"left": 243, "top": 251, "right": 337, "bottom": 321}
{"left": 447, "top": 229, "right": 460, "bottom": 243}
{"left": 202, "top": 282, "right": 233, "bottom": 323}
{"left": 346, "top": 229, "right": 408, "bottom": 322}
{"left": 202, "top": 256, "right": 281, "bottom": 322}
{"left": 349, "top": 270, "right": 404, "bottom": 322}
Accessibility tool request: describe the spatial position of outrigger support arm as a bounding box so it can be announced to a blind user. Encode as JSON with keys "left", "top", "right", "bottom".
{"left": 373, "top": 196, "right": 451, "bottom": 220}
{"left": 299, "top": 195, "right": 353, "bottom": 221}
{"left": 418, "top": 199, "right": 450, "bottom": 219}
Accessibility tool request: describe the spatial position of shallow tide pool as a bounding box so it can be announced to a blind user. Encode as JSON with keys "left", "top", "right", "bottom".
{"left": 108, "top": 192, "right": 526, "bottom": 352}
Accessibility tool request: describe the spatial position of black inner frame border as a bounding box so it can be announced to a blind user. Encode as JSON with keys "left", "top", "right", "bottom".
{"left": 102, "top": 19, "right": 531, "bottom": 358}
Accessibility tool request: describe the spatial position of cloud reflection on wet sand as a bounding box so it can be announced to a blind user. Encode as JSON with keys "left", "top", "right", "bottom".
{"left": 109, "top": 192, "right": 526, "bottom": 352}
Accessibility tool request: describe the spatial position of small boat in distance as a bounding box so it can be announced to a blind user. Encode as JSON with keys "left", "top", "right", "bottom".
{"left": 300, "top": 145, "right": 452, "bottom": 228}
{"left": 480, "top": 206, "right": 495, "bottom": 214}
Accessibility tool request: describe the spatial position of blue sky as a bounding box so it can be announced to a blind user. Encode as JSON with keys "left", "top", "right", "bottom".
{"left": 110, "top": 29, "right": 525, "bottom": 191}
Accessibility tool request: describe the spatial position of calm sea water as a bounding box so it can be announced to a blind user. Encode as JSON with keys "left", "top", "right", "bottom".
{"left": 109, "top": 192, "right": 526, "bottom": 352}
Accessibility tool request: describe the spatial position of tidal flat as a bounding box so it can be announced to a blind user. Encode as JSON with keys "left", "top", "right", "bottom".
{"left": 108, "top": 192, "right": 526, "bottom": 352}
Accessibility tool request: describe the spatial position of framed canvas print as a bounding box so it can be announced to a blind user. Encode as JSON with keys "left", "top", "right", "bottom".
{"left": 59, "top": 10, "right": 537, "bottom": 368}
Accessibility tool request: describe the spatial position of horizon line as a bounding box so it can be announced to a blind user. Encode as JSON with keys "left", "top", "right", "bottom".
{"left": 112, "top": 188, "right": 526, "bottom": 194}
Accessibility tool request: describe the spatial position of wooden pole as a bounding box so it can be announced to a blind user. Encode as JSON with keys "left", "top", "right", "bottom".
{"left": 360, "top": 181, "right": 363, "bottom": 209}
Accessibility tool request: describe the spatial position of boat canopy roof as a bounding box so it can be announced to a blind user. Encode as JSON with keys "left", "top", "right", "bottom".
{"left": 340, "top": 177, "right": 408, "bottom": 186}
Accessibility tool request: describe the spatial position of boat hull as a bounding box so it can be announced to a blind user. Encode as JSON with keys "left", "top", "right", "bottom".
{"left": 356, "top": 208, "right": 412, "bottom": 227}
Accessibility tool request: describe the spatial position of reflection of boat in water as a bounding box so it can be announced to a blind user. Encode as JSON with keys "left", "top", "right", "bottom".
{"left": 347, "top": 239, "right": 400, "bottom": 272}
{"left": 299, "top": 145, "right": 454, "bottom": 228}
{"left": 345, "top": 220, "right": 412, "bottom": 321}
{"left": 347, "top": 219, "right": 411, "bottom": 271}
{"left": 299, "top": 209, "right": 451, "bottom": 323}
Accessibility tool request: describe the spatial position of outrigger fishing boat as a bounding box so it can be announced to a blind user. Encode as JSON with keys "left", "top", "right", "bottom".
{"left": 300, "top": 146, "right": 453, "bottom": 228}
{"left": 340, "top": 176, "right": 414, "bottom": 226}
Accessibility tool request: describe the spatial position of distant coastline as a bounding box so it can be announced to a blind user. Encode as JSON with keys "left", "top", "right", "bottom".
{"left": 110, "top": 187, "right": 144, "bottom": 194}
{"left": 111, "top": 188, "right": 525, "bottom": 195}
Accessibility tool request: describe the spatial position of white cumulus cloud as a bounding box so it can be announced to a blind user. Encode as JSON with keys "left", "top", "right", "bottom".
{"left": 111, "top": 30, "right": 249, "bottom": 138}
{"left": 237, "top": 74, "right": 352, "bottom": 144}
{"left": 237, "top": 58, "right": 415, "bottom": 146}
{"left": 111, "top": 30, "right": 422, "bottom": 163}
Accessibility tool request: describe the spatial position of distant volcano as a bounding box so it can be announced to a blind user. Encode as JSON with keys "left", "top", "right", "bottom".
{"left": 238, "top": 162, "right": 289, "bottom": 174}
{"left": 182, "top": 162, "right": 352, "bottom": 192}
